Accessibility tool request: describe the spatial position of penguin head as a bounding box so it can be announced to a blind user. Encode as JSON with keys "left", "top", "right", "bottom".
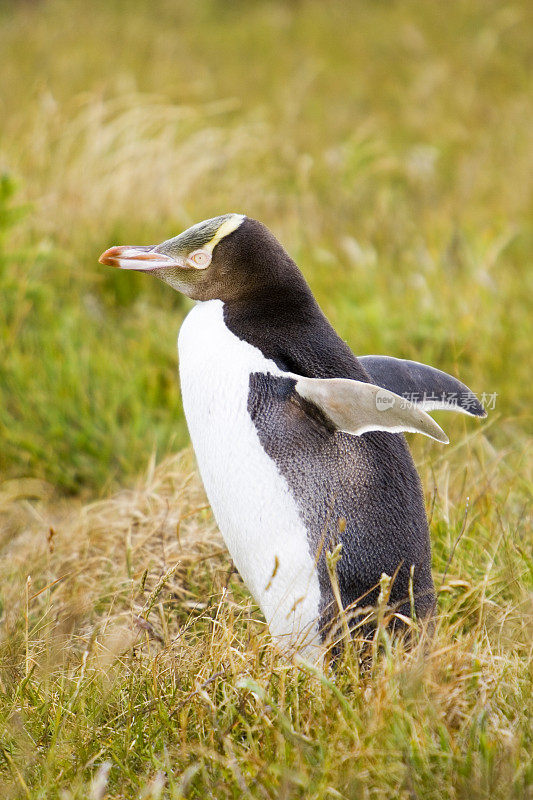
{"left": 99, "top": 214, "right": 303, "bottom": 303}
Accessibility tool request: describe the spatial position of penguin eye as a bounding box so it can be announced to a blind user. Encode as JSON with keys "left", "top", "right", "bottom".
{"left": 186, "top": 249, "right": 212, "bottom": 269}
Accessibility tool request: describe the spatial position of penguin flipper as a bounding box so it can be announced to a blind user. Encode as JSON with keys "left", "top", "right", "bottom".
{"left": 358, "top": 356, "right": 486, "bottom": 418}
{"left": 292, "top": 375, "right": 449, "bottom": 443}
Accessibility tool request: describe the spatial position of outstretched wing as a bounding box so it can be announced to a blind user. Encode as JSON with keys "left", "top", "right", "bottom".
{"left": 358, "top": 356, "right": 486, "bottom": 417}
{"left": 285, "top": 373, "right": 448, "bottom": 443}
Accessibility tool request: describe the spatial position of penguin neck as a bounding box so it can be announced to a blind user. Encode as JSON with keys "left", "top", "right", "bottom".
{"left": 220, "top": 285, "right": 370, "bottom": 382}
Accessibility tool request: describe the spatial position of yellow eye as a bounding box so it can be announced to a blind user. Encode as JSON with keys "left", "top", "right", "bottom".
{"left": 187, "top": 249, "right": 212, "bottom": 269}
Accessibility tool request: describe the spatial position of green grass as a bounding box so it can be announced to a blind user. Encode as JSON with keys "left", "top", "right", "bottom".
{"left": 0, "top": 0, "right": 531, "bottom": 797}
{"left": 0, "top": 0, "right": 531, "bottom": 493}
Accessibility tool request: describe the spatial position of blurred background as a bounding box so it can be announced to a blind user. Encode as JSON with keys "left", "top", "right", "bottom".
{"left": 0, "top": 0, "right": 531, "bottom": 495}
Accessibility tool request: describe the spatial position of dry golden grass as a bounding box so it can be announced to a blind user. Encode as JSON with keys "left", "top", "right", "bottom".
{"left": 0, "top": 435, "right": 531, "bottom": 797}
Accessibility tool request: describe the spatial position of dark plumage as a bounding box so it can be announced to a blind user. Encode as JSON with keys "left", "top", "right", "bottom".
{"left": 100, "top": 215, "right": 486, "bottom": 656}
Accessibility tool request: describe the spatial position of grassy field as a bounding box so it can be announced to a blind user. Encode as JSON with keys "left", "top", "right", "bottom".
{"left": 0, "top": 0, "right": 531, "bottom": 797}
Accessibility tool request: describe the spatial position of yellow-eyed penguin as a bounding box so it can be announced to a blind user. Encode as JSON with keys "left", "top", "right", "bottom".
{"left": 100, "top": 214, "right": 486, "bottom": 660}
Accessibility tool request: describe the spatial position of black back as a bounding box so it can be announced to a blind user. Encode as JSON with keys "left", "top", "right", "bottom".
{"left": 216, "top": 220, "right": 436, "bottom": 640}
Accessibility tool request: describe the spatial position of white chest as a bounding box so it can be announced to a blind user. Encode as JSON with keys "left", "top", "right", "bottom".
{"left": 177, "top": 300, "right": 321, "bottom": 658}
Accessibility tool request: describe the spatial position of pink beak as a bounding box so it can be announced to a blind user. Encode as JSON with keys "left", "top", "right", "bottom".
{"left": 98, "top": 245, "right": 185, "bottom": 271}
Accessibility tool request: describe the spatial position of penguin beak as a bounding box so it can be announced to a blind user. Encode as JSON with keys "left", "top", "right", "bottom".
{"left": 98, "top": 246, "right": 186, "bottom": 271}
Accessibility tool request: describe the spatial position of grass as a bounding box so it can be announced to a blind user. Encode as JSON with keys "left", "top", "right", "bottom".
{"left": 0, "top": 448, "right": 530, "bottom": 798}
{"left": 0, "top": 0, "right": 531, "bottom": 797}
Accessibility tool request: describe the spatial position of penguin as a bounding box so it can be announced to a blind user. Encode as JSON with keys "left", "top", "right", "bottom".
{"left": 99, "top": 214, "right": 486, "bottom": 660}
